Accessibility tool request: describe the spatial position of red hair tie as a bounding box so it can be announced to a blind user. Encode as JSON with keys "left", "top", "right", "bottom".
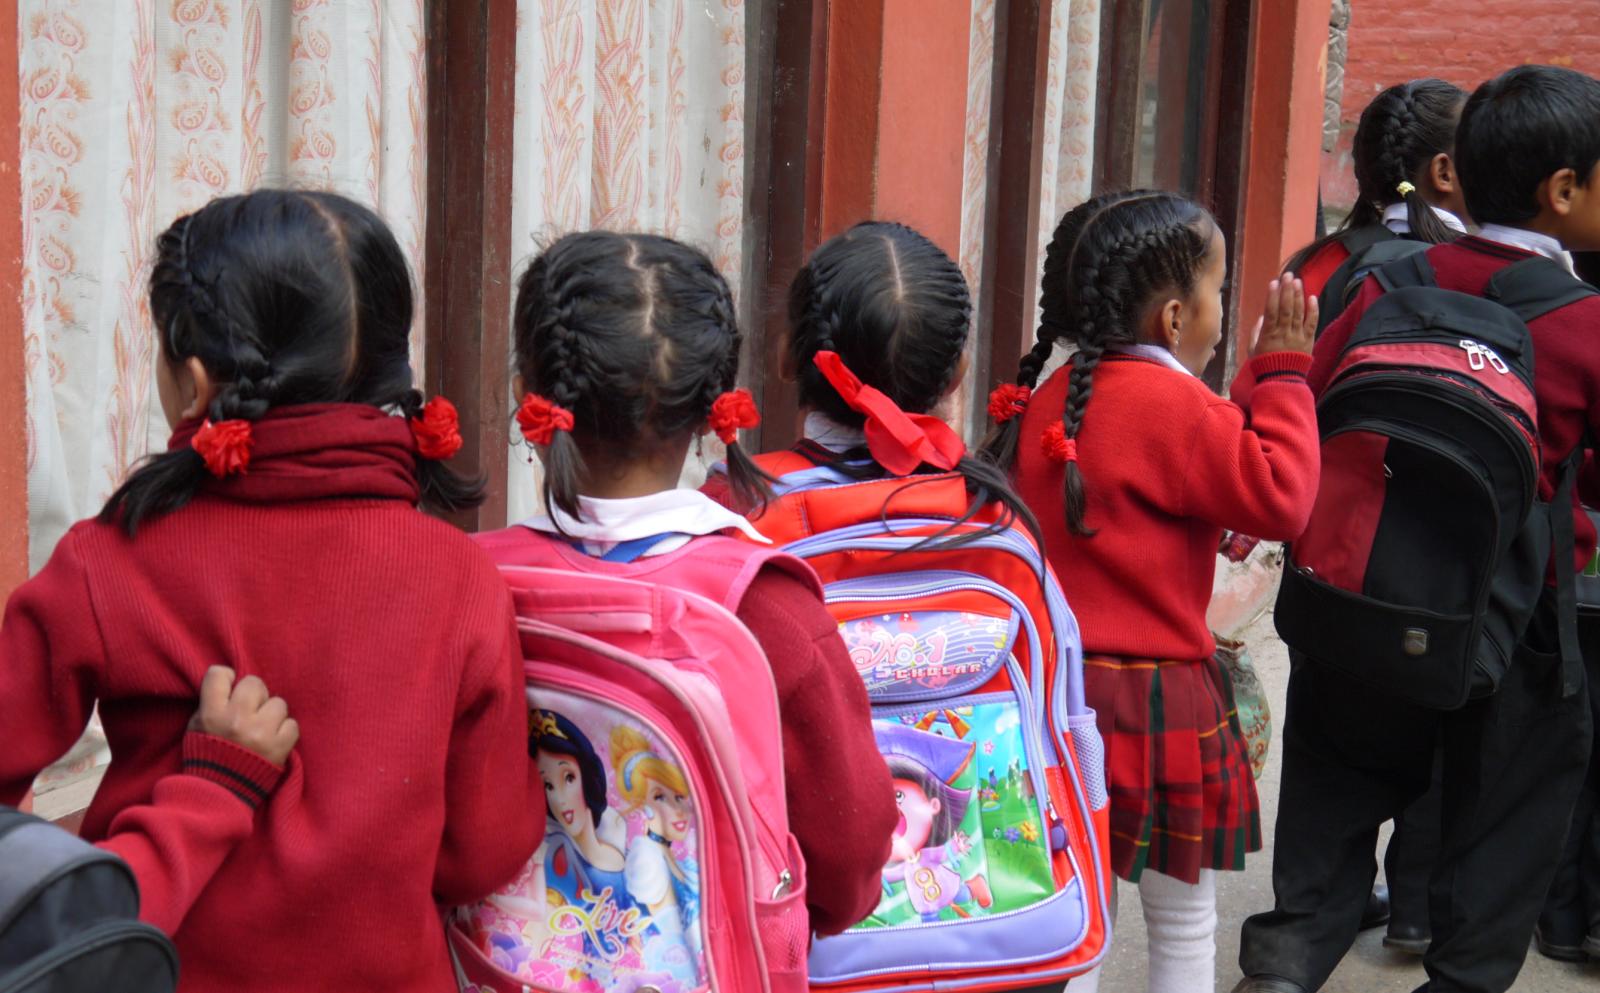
{"left": 812, "top": 351, "right": 964, "bottom": 476}
{"left": 515, "top": 393, "right": 575, "bottom": 446}
{"left": 410, "top": 396, "right": 464, "bottom": 460}
{"left": 988, "top": 383, "right": 1031, "bottom": 424}
{"left": 192, "top": 418, "right": 253, "bottom": 477}
{"left": 1041, "top": 421, "right": 1079, "bottom": 464}
{"left": 708, "top": 389, "right": 760, "bottom": 445}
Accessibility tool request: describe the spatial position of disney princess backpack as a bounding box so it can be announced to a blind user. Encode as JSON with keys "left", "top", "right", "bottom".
{"left": 711, "top": 444, "right": 1113, "bottom": 992}
{"left": 447, "top": 530, "right": 819, "bottom": 993}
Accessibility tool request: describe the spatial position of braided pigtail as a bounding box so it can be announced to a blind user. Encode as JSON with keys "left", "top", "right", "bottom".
{"left": 1288, "top": 78, "right": 1467, "bottom": 273}
{"left": 524, "top": 257, "right": 589, "bottom": 525}
{"left": 1033, "top": 193, "right": 1216, "bottom": 537}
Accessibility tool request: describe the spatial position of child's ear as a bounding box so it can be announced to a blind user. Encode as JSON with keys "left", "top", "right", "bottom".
{"left": 940, "top": 352, "right": 971, "bottom": 399}
{"left": 1428, "top": 152, "right": 1457, "bottom": 197}
{"left": 183, "top": 356, "right": 217, "bottom": 420}
{"left": 1540, "top": 167, "right": 1580, "bottom": 219}
{"left": 512, "top": 373, "right": 526, "bottom": 399}
{"left": 1153, "top": 297, "right": 1185, "bottom": 351}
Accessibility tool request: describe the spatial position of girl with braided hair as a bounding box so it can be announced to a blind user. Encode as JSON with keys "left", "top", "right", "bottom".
{"left": 0, "top": 189, "right": 544, "bottom": 992}
{"left": 474, "top": 230, "right": 896, "bottom": 943}
{"left": 984, "top": 191, "right": 1319, "bottom": 993}
{"left": 1287, "top": 78, "right": 1470, "bottom": 320}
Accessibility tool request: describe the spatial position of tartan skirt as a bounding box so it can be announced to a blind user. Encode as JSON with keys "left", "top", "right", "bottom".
{"left": 1084, "top": 652, "right": 1262, "bottom": 884}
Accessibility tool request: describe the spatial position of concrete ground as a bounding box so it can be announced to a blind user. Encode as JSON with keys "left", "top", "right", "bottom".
{"left": 1088, "top": 609, "right": 1600, "bottom": 992}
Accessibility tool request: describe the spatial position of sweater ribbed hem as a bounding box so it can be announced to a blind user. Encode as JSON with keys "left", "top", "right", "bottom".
{"left": 1245, "top": 350, "right": 1313, "bottom": 378}
{"left": 181, "top": 732, "right": 285, "bottom": 809}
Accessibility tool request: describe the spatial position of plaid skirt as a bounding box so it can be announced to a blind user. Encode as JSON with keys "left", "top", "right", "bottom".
{"left": 1085, "top": 652, "right": 1262, "bottom": 884}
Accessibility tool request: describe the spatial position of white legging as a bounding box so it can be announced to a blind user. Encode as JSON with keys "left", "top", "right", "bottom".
{"left": 1066, "top": 868, "right": 1218, "bottom": 993}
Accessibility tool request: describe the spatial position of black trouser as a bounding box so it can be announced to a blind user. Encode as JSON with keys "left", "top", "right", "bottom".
{"left": 1239, "top": 605, "right": 1592, "bottom": 993}
{"left": 1385, "top": 753, "right": 1444, "bottom": 933}
{"left": 1538, "top": 652, "right": 1600, "bottom": 945}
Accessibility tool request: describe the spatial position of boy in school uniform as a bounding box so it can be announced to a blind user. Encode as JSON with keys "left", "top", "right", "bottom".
{"left": 1235, "top": 65, "right": 1600, "bottom": 993}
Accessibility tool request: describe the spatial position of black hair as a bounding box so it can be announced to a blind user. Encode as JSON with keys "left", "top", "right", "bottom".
{"left": 787, "top": 221, "right": 1042, "bottom": 550}
{"left": 531, "top": 710, "right": 608, "bottom": 828}
{"left": 100, "top": 190, "right": 481, "bottom": 534}
{"left": 885, "top": 754, "right": 969, "bottom": 848}
{"left": 513, "top": 231, "right": 769, "bottom": 523}
{"left": 1456, "top": 65, "right": 1600, "bottom": 227}
{"left": 982, "top": 191, "right": 1216, "bottom": 537}
{"left": 1285, "top": 78, "right": 1467, "bottom": 273}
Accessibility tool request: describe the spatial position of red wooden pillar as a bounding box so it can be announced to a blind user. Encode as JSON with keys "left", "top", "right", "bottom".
{"left": 755, "top": 0, "right": 974, "bottom": 448}
{"left": 1233, "top": 0, "right": 1333, "bottom": 350}
{"left": 1, "top": 0, "right": 28, "bottom": 596}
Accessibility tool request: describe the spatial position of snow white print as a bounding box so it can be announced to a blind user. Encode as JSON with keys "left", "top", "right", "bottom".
{"left": 457, "top": 703, "right": 707, "bottom": 993}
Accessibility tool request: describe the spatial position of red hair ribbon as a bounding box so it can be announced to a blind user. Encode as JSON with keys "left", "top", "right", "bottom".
{"left": 410, "top": 396, "right": 464, "bottom": 461}
{"left": 1041, "top": 421, "right": 1079, "bottom": 464}
{"left": 192, "top": 418, "right": 253, "bottom": 477}
{"left": 812, "top": 350, "right": 964, "bottom": 476}
{"left": 708, "top": 389, "right": 760, "bottom": 445}
{"left": 516, "top": 393, "right": 575, "bottom": 446}
{"left": 987, "top": 383, "right": 1031, "bottom": 424}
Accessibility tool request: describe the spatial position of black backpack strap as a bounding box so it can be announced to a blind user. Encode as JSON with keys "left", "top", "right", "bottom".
{"left": 1485, "top": 256, "right": 1600, "bottom": 325}
{"left": 1551, "top": 447, "right": 1585, "bottom": 697}
{"left": 1338, "top": 224, "right": 1398, "bottom": 257}
{"left": 1372, "top": 248, "right": 1438, "bottom": 293}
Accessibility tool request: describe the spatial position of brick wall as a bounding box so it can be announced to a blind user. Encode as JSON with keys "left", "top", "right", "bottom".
{"left": 1321, "top": 0, "right": 1600, "bottom": 213}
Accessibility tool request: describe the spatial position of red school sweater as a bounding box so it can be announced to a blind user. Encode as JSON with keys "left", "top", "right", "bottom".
{"left": 1013, "top": 352, "right": 1320, "bottom": 661}
{"left": 0, "top": 405, "right": 542, "bottom": 993}
{"left": 1312, "top": 236, "right": 1600, "bottom": 569}
{"left": 474, "top": 525, "right": 897, "bottom": 936}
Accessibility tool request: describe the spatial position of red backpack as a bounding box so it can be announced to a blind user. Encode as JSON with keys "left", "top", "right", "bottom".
{"left": 712, "top": 450, "right": 1113, "bottom": 992}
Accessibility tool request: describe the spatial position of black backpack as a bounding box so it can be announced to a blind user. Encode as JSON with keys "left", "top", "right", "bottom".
{"left": 1314, "top": 226, "right": 1428, "bottom": 334}
{"left": 1276, "top": 251, "right": 1597, "bottom": 709}
{"left": 0, "top": 807, "right": 176, "bottom": 993}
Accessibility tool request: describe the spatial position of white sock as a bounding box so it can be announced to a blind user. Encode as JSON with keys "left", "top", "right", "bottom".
{"left": 1139, "top": 869, "right": 1217, "bottom": 993}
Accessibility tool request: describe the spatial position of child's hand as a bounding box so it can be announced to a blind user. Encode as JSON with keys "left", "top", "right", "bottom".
{"left": 188, "top": 665, "right": 299, "bottom": 766}
{"left": 1250, "top": 274, "right": 1318, "bottom": 357}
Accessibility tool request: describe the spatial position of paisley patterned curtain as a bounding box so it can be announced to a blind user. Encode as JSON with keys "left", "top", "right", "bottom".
{"left": 504, "top": 0, "right": 750, "bottom": 522}
{"left": 20, "top": 0, "right": 428, "bottom": 571}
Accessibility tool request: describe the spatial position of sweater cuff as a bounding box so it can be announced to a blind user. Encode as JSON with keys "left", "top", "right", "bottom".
{"left": 1244, "top": 350, "right": 1313, "bottom": 380}
{"left": 181, "top": 732, "right": 285, "bottom": 810}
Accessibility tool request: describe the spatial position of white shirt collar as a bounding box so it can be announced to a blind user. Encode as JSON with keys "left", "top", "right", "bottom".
{"left": 520, "top": 488, "right": 772, "bottom": 554}
{"left": 1382, "top": 201, "right": 1468, "bottom": 236}
{"left": 1109, "top": 343, "right": 1196, "bottom": 378}
{"left": 1476, "top": 224, "right": 1577, "bottom": 274}
{"left": 803, "top": 412, "right": 868, "bottom": 454}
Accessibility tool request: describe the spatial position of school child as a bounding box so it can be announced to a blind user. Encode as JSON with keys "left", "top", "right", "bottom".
{"left": 1282, "top": 76, "right": 1471, "bottom": 954}
{"left": 1534, "top": 248, "right": 1600, "bottom": 965}
{"left": 0, "top": 190, "right": 542, "bottom": 992}
{"left": 706, "top": 221, "right": 1114, "bottom": 992}
{"left": 984, "top": 190, "right": 1321, "bottom": 993}
{"left": 1288, "top": 78, "right": 1469, "bottom": 317}
{"left": 1236, "top": 66, "right": 1600, "bottom": 993}
{"left": 469, "top": 230, "right": 898, "bottom": 948}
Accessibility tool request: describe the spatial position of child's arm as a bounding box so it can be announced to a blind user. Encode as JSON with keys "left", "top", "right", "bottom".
{"left": 0, "top": 531, "right": 104, "bottom": 807}
{"left": 98, "top": 666, "right": 297, "bottom": 934}
{"left": 432, "top": 603, "right": 545, "bottom": 907}
{"left": 738, "top": 568, "right": 899, "bottom": 937}
{"left": 1184, "top": 277, "right": 1321, "bottom": 539}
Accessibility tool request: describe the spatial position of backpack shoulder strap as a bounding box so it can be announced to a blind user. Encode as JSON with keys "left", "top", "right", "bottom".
{"left": 1485, "top": 256, "right": 1600, "bottom": 325}
{"left": 1371, "top": 246, "right": 1438, "bottom": 293}
{"left": 1339, "top": 224, "right": 1399, "bottom": 257}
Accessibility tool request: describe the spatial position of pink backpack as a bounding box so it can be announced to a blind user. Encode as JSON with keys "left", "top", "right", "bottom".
{"left": 448, "top": 528, "right": 817, "bottom": 993}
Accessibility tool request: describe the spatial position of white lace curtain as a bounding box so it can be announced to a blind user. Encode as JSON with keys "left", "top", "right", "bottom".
{"left": 504, "top": 0, "right": 750, "bottom": 523}
{"left": 20, "top": 0, "right": 428, "bottom": 572}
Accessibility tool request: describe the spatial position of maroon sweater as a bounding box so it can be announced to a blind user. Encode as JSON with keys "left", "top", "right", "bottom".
{"left": 0, "top": 405, "right": 541, "bottom": 993}
{"left": 1313, "top": 236, "right": 1600, "bottom": 568}
{"left": 474, "top": 525, "right": 896, "bottom": 935}
{"left": 1014, "top": 352, "right": 1320, "bottom": 660}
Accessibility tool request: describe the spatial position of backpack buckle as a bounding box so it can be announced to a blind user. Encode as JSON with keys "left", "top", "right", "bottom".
{"left": 1402, "top": 628, "right": 1430, "bottom": 656}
